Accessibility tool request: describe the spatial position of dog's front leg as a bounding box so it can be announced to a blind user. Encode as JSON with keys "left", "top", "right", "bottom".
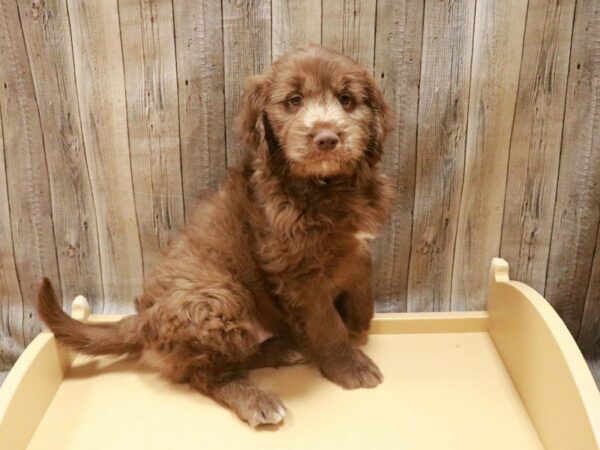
{"left": 334, "top": 256, "right": 374, "bottom": 340}
{"left": 285, "top": 285, "right": 382, "bottom": 389}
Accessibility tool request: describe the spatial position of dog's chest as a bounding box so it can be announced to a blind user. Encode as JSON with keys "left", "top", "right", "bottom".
{"left": 251, "top": 178, "right": 381, "bottom": 277}
{"left": 256, "top": 211, "right": 372, "bottom": 279}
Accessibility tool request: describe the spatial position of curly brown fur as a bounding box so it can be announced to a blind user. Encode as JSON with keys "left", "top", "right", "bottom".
{"left": 37, "top": 46, "right": 393, "bottom": 427}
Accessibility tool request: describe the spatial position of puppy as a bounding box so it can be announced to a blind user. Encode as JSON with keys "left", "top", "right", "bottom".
{"left": 37, "top": 46, "right": 393, "bottom": 427}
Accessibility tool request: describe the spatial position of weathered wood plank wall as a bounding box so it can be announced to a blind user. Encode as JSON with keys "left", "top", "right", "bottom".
{"left": 452, "top": 0, "right": 527, "bottom": 310}
{"left": 69, "top": 0, "right": 145, "bottom": 311}
{"left": 407, "top": 0, "right": 475, "bottom": 312}
{"left": 371, "top": 0, "right": 422, "bottom": 312}
{"left": 0, "top": 0, "right": 598, "bottom": 375}
{"left": 545, "top": 0, "right": 600, "bottom": 348}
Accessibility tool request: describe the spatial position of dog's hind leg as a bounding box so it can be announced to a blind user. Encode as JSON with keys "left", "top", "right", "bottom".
{"left": 141, "top": 285, "right": 288, "bottom": 426}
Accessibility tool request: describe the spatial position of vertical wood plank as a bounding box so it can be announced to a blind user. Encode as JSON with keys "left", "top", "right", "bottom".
{"left": 67, "top": 0, "right": 143, "bottom": 312}
{"left": 118, "top": 0, "right": 185, "bottom": 275}
{"left": 17, "top": 0, "right": 105, "bottom": 303}
{"left": 545, "top": 0, "right": 600, "bottom": 335}
{"left": 272, "top": 0, "right": 321, "bottom": 60}
{"left": 587, "top": 359, "right": 600, "bottom": 388}
{"left": 371, "top": 0, "right": 423, "bottom": 311}
{"left": 0, "top": 371, "right": 8, "bottom": 387}
{"left": 0, "top": 103, "right": 24, "bottom": 370}
{"left": 0, "top": 0, "right": 61, "bottom": 342}
{"left": 321, "top": 0, "right": 376, "bottom": 69}
{"left": 578, "top": 222, "right": 600, "bottom": 365}
{"left": 499, "top": 0, "right": 576, "bottom": 295}
{"left": 173, "top": 0, "right": 227, "bottom": 220}
{"left": 451, "top": 0, "right": 528, "bottom": 310}
{"left": 223, "top": 0, "right": 271, "bottom": 167}
{"left": 407, "top": 0, "right": 476, "bottom": 312}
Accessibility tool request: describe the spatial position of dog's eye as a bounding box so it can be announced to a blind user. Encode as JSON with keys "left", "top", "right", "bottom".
{"left": 288, "top": 95, "right": 303, "bottom": 107}
{"left": 338, "top": 94, "right": 353, "bottom": 108}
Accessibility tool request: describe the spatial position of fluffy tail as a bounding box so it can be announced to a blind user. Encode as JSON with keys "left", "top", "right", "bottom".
{"left": 37, "top": 278, "right": 143, "bottom": 356}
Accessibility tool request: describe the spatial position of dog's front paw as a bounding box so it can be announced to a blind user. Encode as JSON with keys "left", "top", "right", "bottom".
{"left": 238, "top": 390, "right": 287, "bottom": 428}
{"left": 320, "top": 345, "right": 383, "bottom": 389}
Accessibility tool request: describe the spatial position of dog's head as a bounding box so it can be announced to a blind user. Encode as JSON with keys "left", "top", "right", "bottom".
{"left": 236, "top": 46, "right": 391, "bottom": 178}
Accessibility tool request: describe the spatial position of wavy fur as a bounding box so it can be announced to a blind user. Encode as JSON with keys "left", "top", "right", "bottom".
{"left": 37, "top": 46, "right": 393, "bottom": 427}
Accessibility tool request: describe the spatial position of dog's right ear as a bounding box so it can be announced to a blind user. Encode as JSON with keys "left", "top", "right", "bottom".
{"left": 235, "top": 75, "right": 269, "bottom": 160}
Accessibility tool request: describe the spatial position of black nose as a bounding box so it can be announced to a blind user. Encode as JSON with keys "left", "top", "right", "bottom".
{"left": 314, "top": 130, "right": 339, "bottom": 151}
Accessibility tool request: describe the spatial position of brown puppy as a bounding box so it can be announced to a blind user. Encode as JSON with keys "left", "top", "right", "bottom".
{"left": 37, "top": 46, "right": 392, "bottom": 427}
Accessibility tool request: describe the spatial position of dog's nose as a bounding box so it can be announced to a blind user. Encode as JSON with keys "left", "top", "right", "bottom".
{"left": 313, "top": 130, "right": 339, "bottom": 151}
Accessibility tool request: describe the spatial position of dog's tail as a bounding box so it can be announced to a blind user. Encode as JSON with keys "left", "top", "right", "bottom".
{"left": 37, "top": 278, "right": 143, "bottom": 356}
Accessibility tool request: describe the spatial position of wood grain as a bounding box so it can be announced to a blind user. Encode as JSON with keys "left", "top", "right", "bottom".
{"left": 222, "top": 0, "right": 271, "bottom": 167}
{"left": 0, "top": 102, "right": 24, "bottom": 370}
{"left": 451, "top": 0, "right": 528, "bottom": 310}
{"left": 118, "top": 0, "right": 185, "bottom": 275}
{"left": 67, "top": 0, "right": 143, "bottom": 312}
{"left": 407, "top": 0, "right": 476, "bottom": 312}
{"left": 173, "top": 0, "right": 227, "bottom": 220}
{"left": 371, "top": 0, "right": 423, "bottom": 312}
{"left": 272, "top": 0, "right": 321, "bottom": 60}
{"left": 588, "top": 359, "right": 600, "bottom": 388}
{"left": 545, "top": 0, "right": 600, "bottom": 336}
{"left": 0, "top": 0, "right": 61, "bottom": 344}
{"left": 17, "top": 0, "right": 104, "bottom": 304}
{"left": 579, "top": 222, "right": 600, "bottom": 364}
{"left": 321, "top": 0, "right": 376, "bottom": 69}
{"left": 500, "top": 0, "right": 577, "bottom": 295}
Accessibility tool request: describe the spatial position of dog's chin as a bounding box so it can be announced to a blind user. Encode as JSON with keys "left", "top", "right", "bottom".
{"left": 283, "top": 141, "right": 364, "bottom": 178}
{"left": 289, "top": 157, "right": 355, "bottom": 178}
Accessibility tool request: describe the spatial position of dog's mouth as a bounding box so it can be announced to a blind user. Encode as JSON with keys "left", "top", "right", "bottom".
{"left": 306, "top": 148, "right": 346, "bottom": 162}
{"left": 289, "top": 148, "right": 356, "bottom": 177}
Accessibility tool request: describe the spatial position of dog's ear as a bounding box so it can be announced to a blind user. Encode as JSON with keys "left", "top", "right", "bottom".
{"left": 364, "top": 75, "right": 392, "bottom": 166}
{"left": 235, "top": 75, "right": 269, "bottom": 160}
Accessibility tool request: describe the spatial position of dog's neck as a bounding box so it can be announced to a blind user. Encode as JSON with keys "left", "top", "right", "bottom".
{"left": 245, "top": 151, "right": 390, "bottom": 239}
{"left": 250, "top": 150, "right": 363, "bottom": 199}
